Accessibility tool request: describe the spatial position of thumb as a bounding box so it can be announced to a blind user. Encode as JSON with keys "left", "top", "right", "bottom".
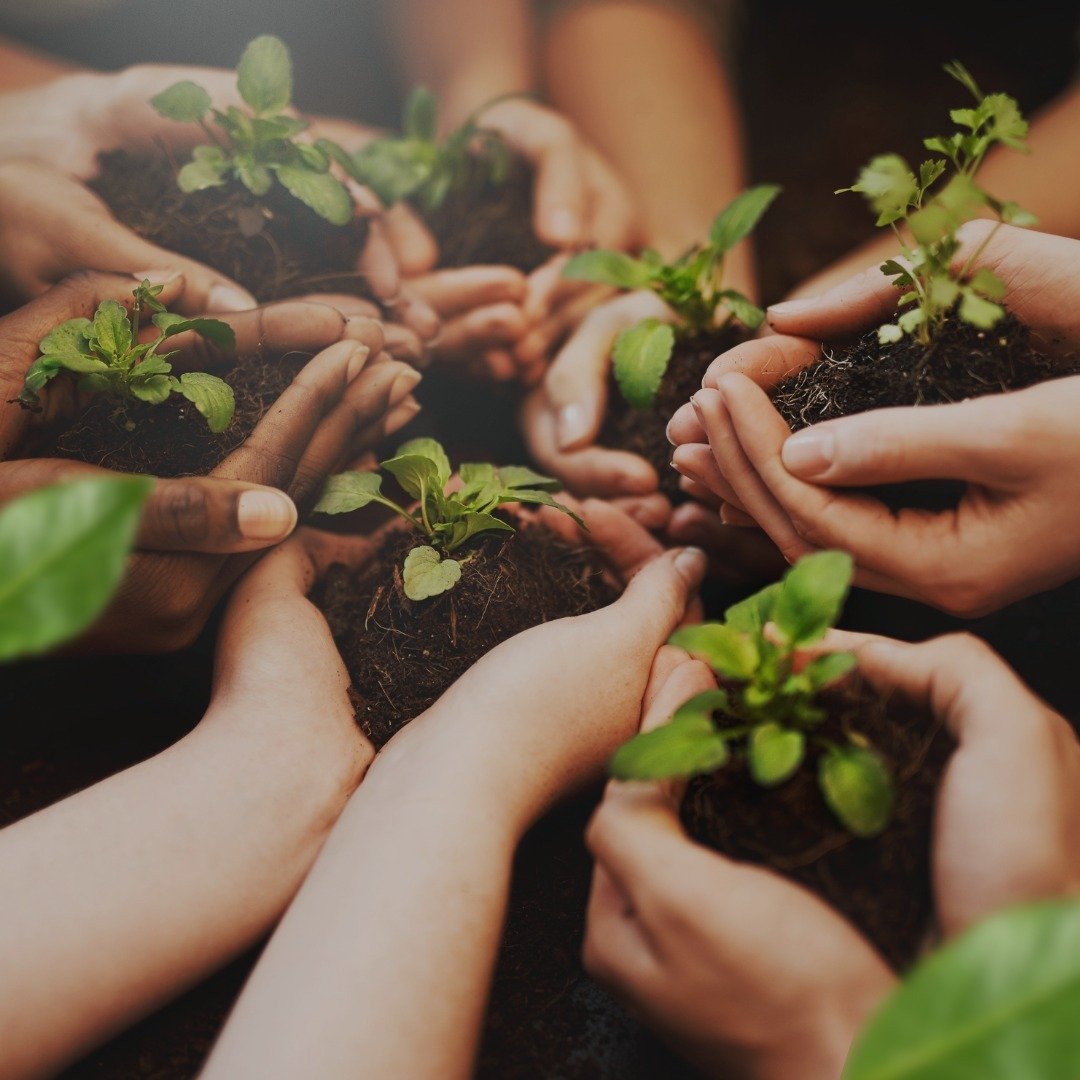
{"left": 612, "top": 546, "right": 707, "bottom": 648}
{"left": 766, "top": 262, "right": 901, "bottom": 340}
{"left": 533, "top": 136, "right": 589, "bottom": 248}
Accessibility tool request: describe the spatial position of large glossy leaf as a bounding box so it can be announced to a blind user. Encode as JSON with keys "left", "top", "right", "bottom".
{"left": 237, "top": 34, "right": 293, "bottom": 114}
{"left": 0, "top": 476, "right": 151, "bottom": 661}
{"left": 845, "top": 900, "right": 1080, "bottom": 1080}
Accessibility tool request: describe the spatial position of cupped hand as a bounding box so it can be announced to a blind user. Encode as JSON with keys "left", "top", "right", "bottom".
{"left": 0, "top": 272, "right": 421, "bottom": 652}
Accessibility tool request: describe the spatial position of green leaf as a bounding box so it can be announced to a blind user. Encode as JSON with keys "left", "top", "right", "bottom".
{"left": 958, "top": 291, "right": 1005, "bottom": 330}
{"left": 909, "top": 174, "right": 984, "bottom": 246}
{"left": 402, "top": 545, "right": 461, "bottom": 601}
{"left": 878, "top": 323, "right": 903, "bottom": 345}
{"left": 610, "top": 698, "right": 731, "bottom": 781}
{"left": 819, "top": 745, "right": 894, "bottom": 838}
{"left": 178, "top": 153, "right": 229, "bottom": 193}
{"left": 718, "top": 290, "right": 765, "bottom": 330}
{"left": 381, "top": 453, "right": 441, "bottom": 501}
{"left": 982, "top": 92, "right": 1029, "bottom": 150}
{"left": 273, "top": 164, "right": 352, "bottom": 225}
{"left": 55, "top": 351, "right": 110, "bottom": 375}
{"left": 314, "top": 138, "right": 363, "bottom": 182}
{"left": 151, "top": 81, "right": 212, "bottom": 122}
{"left": 394, "top": 438, "right": 451, "bottom": 485}
{"left": 748, "top": 723, "right": 805, "bottom": 787}
{"left": 844, "top": 899, "right": 1080, "bottom": 1080}
{"left": 724, "top": 583, "right": 781, "bottom": 636}
{"left": 237, "top": 34, "right": 293, "bottom": 114}
{"left": 91, "top": 300, "right": 131, "bottom": 359}
{"left": 842, "top": 155, "right": 916, "bottom": 226}
{"left": 154, "top": 314, "right": 237, "bottom": 350}
{"left": 562, "top": 249, "right": 652, "bottom": 289}
{"left": 19, "top": 357, "right": 62, "bottom": 403}
{"left": 0, "top": 476, "right": 151, "bottom": 661}
{"left": 129, "top": 374, "right": 178, "bottom": 403}
{"left": 669, "top": 623, "right": 759, "bottom": 681}
{"left": 236, "top": 155, "right": 273, "bottom": 196}
{"left": 612, "top": 319, "right": 675, "bottom": 410}
{"left": 1000, "top": 201, "right": 1037, "bottom": 227}
{"left": 943, "top": 60, "right": 983, "bottom": 101}
{"left": 404, "top": 87, "right": 438, "bottom": 142}
{"left": 772, "top": 550, "right": 854, "bottom": 647}
{"left": 802, "top": 651, "right": 857, "bottom": 691}
{"left": 178, "top": 372, "right": 235, "bottom": 433}
{"left": 39, "top": 318, "right": 93, "bottom": 364}
{"left": 314, "top": 471, "right": 384, "bottom": 515}
{"left": 500, "top": 489, "right": 585, "bottom": 528}
{"left": 708, "top": 184, "right": 782, "bottom": 253}
{"left": 351, "top": 139, "right": 432, "bottom": 206}
{"left": 968, "top": 267, "right": 1006, "bottom": 300}
{"left": 445, "top": 511, "right": 515, "bottom": 549}
{"left": 496, "top": 465, "right": 561, "bottom": 492}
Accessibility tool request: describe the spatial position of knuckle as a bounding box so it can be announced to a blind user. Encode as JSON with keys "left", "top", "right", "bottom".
{"left": 153, "top": 482, "right": 215, "bottom": 546}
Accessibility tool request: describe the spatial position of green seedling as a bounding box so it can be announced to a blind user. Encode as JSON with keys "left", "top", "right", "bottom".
{"left": 351, "top": 87, "right": 511, "bottom": 213}
{"left": 561, "top": 185, "right": 780, "bottom": 408}
{"left": 840, "top": 61, "right": 1036, "bottom": 346}
{"left": 152, "top": 35, "right": 362, "bottom": 225}
{"left": 610, "top": 550, "right": 895, "bottom": 838}
{"left": 19, "top": 281, "right": 236, "bottom": 434}
{"left": 315, "top": 437, "right": 581, "bottom": 601}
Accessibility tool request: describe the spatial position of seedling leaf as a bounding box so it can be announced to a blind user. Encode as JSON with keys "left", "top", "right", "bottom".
{"left": 610, "top": 705, "right": 730, "bottom": 781}
{"left": 562, "top": 250, "right": 652, "bottom": 289}
{"left": 403, "top": 545, "right": 461, "bottom": 601}
{"left": 819, "top": 745, "right": 894, "bottom": 838}
{"left": 669, "top": 623, "right": 759, "bottom": 680}
{"left": 274, "top": 164, "right": 352, "bottom": 226}
{"left": 314, "top": 471, "right": 384, "bottom": 514}
{"left": 709, "top": 184, "right": 782, "bottom": 253}
{"left": 772, "top": 551, "right": 853, "bottom": 647}
{"left": 612, "top": 319, "right": 676, "bottom": 409}
{"left": 748, "top": 723, "right": 805, "bottom": 786}
{"left": 395, "top": 437, "right": 451, "bottom": 485}
{"left": 237, "top": 34, "right": 292, "bottom": 114}
{"left": 178, "top": 372, "right": 236, "bottom": 433}
{"left": 151, "top": 81, "right": 212, "bottom": 122}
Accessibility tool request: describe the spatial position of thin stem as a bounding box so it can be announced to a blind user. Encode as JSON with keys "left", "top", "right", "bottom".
{"left": 198, "top": 117, "right": 229, "bottom": 152}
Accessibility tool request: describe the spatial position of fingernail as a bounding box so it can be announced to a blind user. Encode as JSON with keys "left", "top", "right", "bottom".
{"left": 133, "top": 268, "right": 183, "bottom": 287}
{"left": 387, "top": 397, "right": 422, "bottom": 434}
{"left": 207, "top": 282, "right": 257, "bottom": 312}
{"left": 547, "top": 207, "right": 579, "bottom": 245}
{"left": 670, "top": 460, "right": 686, "bottom": 477}
{"left": 673, "top": 546, "right": 707, "bottom": 583}
{"left": 689, "top": 393, "right": 705, "bottom": 417}
{"left": 665, "top": 416, "right": 679, "bottom": 446}
{"left": 390, "top": 368, "right": 422, "bottom": 402}
{"left": 782, "top": 431, "right": 834, "bottom": 477}
{"left": 767, "top": 298, "right": 817, "bottom": 320}
{"left": 346, "top": 344, "right": 371, "bottom": 381}
{"left": 237, "top": 489, "right": 297, "bottom": 542}
{"left": 557, "top": 403, "right": 591, "bottom": 449}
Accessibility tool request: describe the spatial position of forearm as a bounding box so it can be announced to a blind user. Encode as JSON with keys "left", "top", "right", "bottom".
{"left": 391, "top": 0, "right": 537, "bottom": 130}
{"left": 0, "top": 708, "right": 361, "bottom": 1080}
{"left": 542, "top": 1, "right": 752, "bottom": 286}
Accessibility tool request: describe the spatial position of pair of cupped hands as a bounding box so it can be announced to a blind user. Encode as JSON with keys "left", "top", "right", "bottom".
{"left": 0, "top": 62, "right": 638, "bottom": 380}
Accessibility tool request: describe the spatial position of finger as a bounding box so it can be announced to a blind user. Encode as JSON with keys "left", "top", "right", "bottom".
{"left": 666, "top": 401, "right": 707, "bottom": 446}
{"left": 585, "top": 154, "right": 640, "bottom": 251}
{"left": 291, "top": 293, "right": 383, "bottom": 319}
{"left": 671, "top": 442, "right": 738, "bottom": 505}
{"left": 675, "top": 475, "right": 724, "bottom": 512}
{"left": 513, "top": 286, "right": 610, "bottom": 369}
{"left": 766, "top": 263, "right": 904, "bottom": 339}
{"left": 666, "top": 503, "right": 788, "bottom": 582}
{"left": 388, "top": 286, "right": 440, "bottom": 343}
{"left": 383, "top": 203, "right": 439, "bottom": 275}
{"left": 533, "top": 136, "right": 589, "bottom": 247}
{"left": 583, "top": 862, "right": 660, "bottom": 988}
{"left": 719, "top": 504, "right": 757, "bottom": 528}
{"left": 430, "top": 303, "right": 527, "bottom": 359}
{"left": 408, "top": 266, "right": 527, "bottom": 317}
{"left": 610, "top": 494, "right": 674, "bottom": 532}
{"left": 702, "top": 334, "right": 821, "bottom": 393}
{"left": 356, "top": 218, "right": 400, "bottom": 302}
{"left": 382, "top": 323, "right": 426, "bottom": 365}
{"left": 521, "top": 253, "right": 575, "bottom": 323}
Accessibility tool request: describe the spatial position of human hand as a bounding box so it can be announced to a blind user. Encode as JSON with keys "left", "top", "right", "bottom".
{"left": 0, "top": 272, "right": 421, "bottom": 652}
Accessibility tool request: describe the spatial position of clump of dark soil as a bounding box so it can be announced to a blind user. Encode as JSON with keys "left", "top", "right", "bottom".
{"left": 91, "top": 149, "right": 374, "bottom": 304}
{"left": 418, "top": 155, "right": 554, "bottom": 275}
{"left": 602, "top": 327, "right": 741, "bottom": 501}
{"left": 315, "top": 523, "right": 619, "bottom": 747}
{"left": 682, "top": 677, "right": 952, "bottom": 970}
{"left": 34, "top": 350, "right": 309, "bottom": 478}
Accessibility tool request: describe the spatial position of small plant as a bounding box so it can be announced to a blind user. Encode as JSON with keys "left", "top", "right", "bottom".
{"left": 610, "top": 550, "right": 895, "bottom": 838}
{"left": 351, "top": 87, "right": 511, "bottom": 213}
{"left": 18, "top": 281, "right": 236, "bottom": 434}
{"left": 561, "top": 185, "right": 780, "bottom": 408}
{"left": 314, "top": 437, "right": 582, "bottom": 601}
{"left": 151, "top": 35, "right": 362, "bottom": 226}
{"left": 840, "top": 61, "right": 1036, "bottom": 346}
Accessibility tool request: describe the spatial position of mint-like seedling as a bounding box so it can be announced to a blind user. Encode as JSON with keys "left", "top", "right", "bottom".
{"left": 314, "top": 438, "right": 582, "bottom": 601}
{"left": 840, "top": 61, "right": 1035, "bottom": 346}
{"left": 562, "top": 185, "right": 780, "bottom": 408}
{"left": 151, "top": 35, "right": 361, "bottom": 225}
{"left": 18, "top": 281, "right": 235, "bottom": 434}
{"left": 610, "top": 550, "right": 895, "bottom": 838}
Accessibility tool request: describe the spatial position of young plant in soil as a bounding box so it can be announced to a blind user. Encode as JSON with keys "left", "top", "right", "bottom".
{"left": 352, "top": 88, "right": 554, "bottom": 273}
{"left": 773, "top": 62, "right": 1080, "bottom": 446}
{"left": 563, "top": 185, "right": 780, "bottom": 498}
{"left": 91, "top": 35, "right": 373, "bottom": 302}
{"left": 611, "top": 550, "right": 951, "bottom": 968}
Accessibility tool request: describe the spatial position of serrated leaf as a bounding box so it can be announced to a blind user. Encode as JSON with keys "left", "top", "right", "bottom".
{"left": 314, "top": 471, "right": 384, "bottom": 514}
{"left": 819, "top": 745, "right": 894, "bottom": 838}
{"left": 151, "top": 81, "right": 212, "bottom": 123}
{"left": 178, "top": 372, "right": 235, "bottom": 433}
{"left": 91, "top": 300, "right": 131, "bottom": 359}
{"left": 237, "top": 34, "right": 292, "bottom": 114}
{"left": 708, "top": 184, "right": 781, "bottom": 253}
{"left": 237, "top": 156, "right": 273, "bottom": 196}
{"left": 393, "top": 438, "right": 451, "bottom": 485}
{"left": 878, "top": 323, "right": 903, "bottom": 345}
{"left": 562, "top": 249, "right": 653, "bottom": 289}
{"left": 402, "top": 545, "right": 461, "bottom": 601}
{"left": 748, "top": 723, "right": 805, "bottom": 787}
{"left": 39, "top": 318, "right": 93, "bottom": 364}
{"left": 724, "top": 582, "right": 781, "bottom": 635}
{"left": 772, "top": 550, "right": 853, "bottom": 647}
{"left": 404, "top": 86, "right": 438, "bottom": 141}
{"left": 273, "top": 164, "right": 352, "bottom": 225}
{"left": 897, "top": 308, "right": 925, "bottom": 335}
{"left": 669, "top": 623, "right": 759, "bottom": 680}
{"left": 968, "top": 266, "right": 1006, "bottom": 300}
{"left": 1000, "top": 201, "right": 1037, "bottom": 227}
{"left": 844, "top": 155, "right": 916, "bottom": 223}
{"left": 612, "top": 319, "right": 675, "bottom": 410}
{"left": 610, "top": 701, "right": 730, "bottom": 781}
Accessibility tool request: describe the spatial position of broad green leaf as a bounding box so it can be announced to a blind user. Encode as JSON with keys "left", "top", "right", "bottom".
{"left": 844, "top": 899, "right": 1080, "bottom": 1080}
{"left": 130, "top": 355, "right": 173, "bottom": 380}
{"left": 610, "top": 704, "right": 730, "bottom": 781}
{"left": 772, "top": 550, "right": 854, "bottom": 647}
{"left": 672, "top": 688, "right": 730, "bottom": 725}
{"left": 236, "top": 156, "right": 273, "bottom": 196}
{"left": 402, "top": 545, "right": 461, "bottom": 601}
{"left": 178, "top": 155, "right": 229, "bottom": 193}
{"left": 803, "top": 651, "right": 857, "bottom": 691}
{"left": 819, "top": 745, "right": 894, "bottom": 838}
{"left": 39, "top": 318, "right": 92, "bottom": 364}
{"left": 708, "top": 184, "right": 781, "bottom": 253}
{"left": 394, "top": 438, "right": 451, "bottom": 485}
{"left": 968, "top": 267, "right": 1006, "bottom": 300}
{"left": 725, "top": 582, "right": 781, "bottom": 636}
{"left": 878, "top": 323, "right": 903, "bottom": 345}
{"left": 129, "top": 374, "right": 178, "bottom": 404}
{"left": 719, "top": 290, "right": 765, "bottom": 330}
{"left": 315, "top": 138, "right": 363, "bottom": 182}
{"left": 56, "top": 352, "right": 110, "bottom": 375}
{"left": 909, "top": 175, "right": 984, "bottom": 246}
{"left": 154, "top": 314, "right": 237, "bottom": 350}
{"left": 178, "top": 372, "right": 235, "bottom": 433}
{"left": 928, "top": 276, "right": 960, "bottom": 310}
{"left": 982, "top": 92, "right": 1029, "bottom": 150}
{"left": 295, "top": 144, "right": 329, "bottom": 172}
{"left": 237, "top": 34, "right": 293, "bottom": 114}
{"left": 273, "top": 164, "right": 352, "bottom": 225}
{"left": 92, "top": 300, "right": 131, "bottom": 359}
{"left": 0, "top": 476, "right": 151, "bottom": 661}
{"left": 748, "top": 722, "right": 805, "bottom": 786}
{"left": 19, "top": 357, "right": 62, "bottom": 402}
{"left": 612, "top": 319, "right": 675, "bottom": 410}
{"left": 500, "top": 489, "right": 585, "bottom": 528}
{"left": 151, "top": 80, "right": 212, "bottom": 122}
{"left": 314, "top": 471, "right": 384, "bottom": 514}
{"left": 842, "top": 155, "right": 916, "bottom": 226}
{"left": 897, "top": 308, "right": 925, "bottom": 335}
{"left": 562, "top": 249, "right": 652, "bottom": 290}
{"left": 669, "top": 623, "right": 759, "bottom": 680}
{"left": 381, "top": 453, "right": 441, "bottom": 501}
{"left": 351, "top": 139, "right": 431, "bottom": 206}
{"left": 445, "top": 511, "right": 515, "bottom": 549}
{"left": 496, "top": 465, "right": 561, "bottom": 492}
{"left": 404, "top": 87, "right": 438, "bottom": 142}
{"left": 958, "top": 291, "right": 1004, "bottom": 330}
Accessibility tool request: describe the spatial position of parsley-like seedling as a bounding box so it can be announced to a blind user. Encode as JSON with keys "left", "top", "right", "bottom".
{"left": 561, "top": 185, "right": 780, "bottom": 408}
{"left": 314, "top": 437, "right": 582, "bottom": 601}
{"left": 610, "top": 551, "right": 895, "bottom": 838}
{"left": 18, "top": 281, "right": 236, "bottom": 434}
{"left": 151, "top": 35, "right": 362, "bottom": 226}
{"left": 351, "top": 87, "right": 512, "bottom": 213}
{"left": 840, "top": 61, "right": 1035, "bottom": 346}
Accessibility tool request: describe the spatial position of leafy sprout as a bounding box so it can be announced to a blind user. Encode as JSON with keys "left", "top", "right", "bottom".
{"left": 351, "top": 87, "right": 512, "bottom": 213}
{"left": 839, "top": 61, "right": 1036, "bottom": 346}
{"left": 314, "top": 437, "right": 582, "bottom": 601}
{"left": 610, "top": 551, "right": 895, "bottom": 838}
{"left": 561, "top": 185, "right": 781, "bottom": 408}
{"left": 18, "top": 281, "right": 236, "bottom": 434}
{"left": 151, "top": 35, "right": 363, "bottom": 225}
